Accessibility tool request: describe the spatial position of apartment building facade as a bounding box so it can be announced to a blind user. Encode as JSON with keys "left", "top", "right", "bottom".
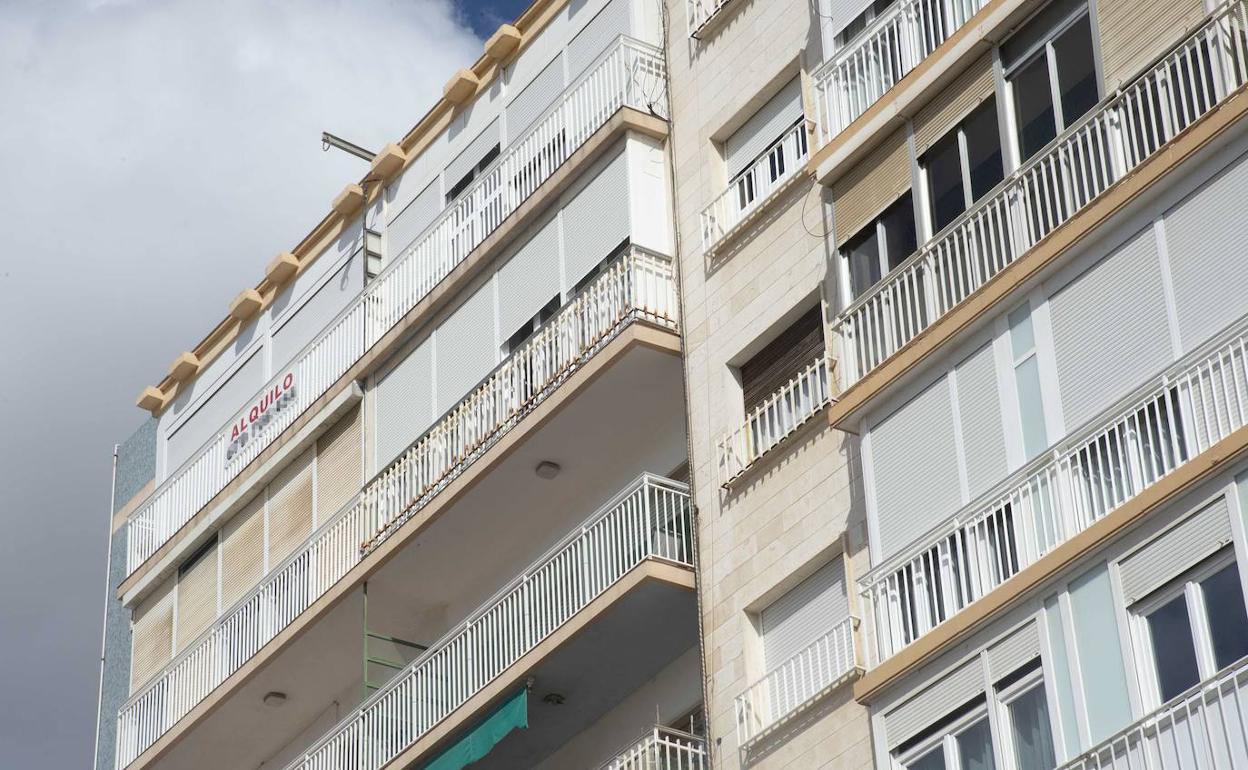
{"left": 95, "top": 0, "right": 1248, "bottom": 767}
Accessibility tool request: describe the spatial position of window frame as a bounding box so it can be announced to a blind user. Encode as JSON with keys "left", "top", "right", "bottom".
{"left": 995, "top": 665, "right": 1058, "bottom": 770}
{"left": 841, "top": 191, "right": 919, "bottom": 302}
{"left": 1002, "top": 1, "right": 1098, "bottom": 166}
{"left": 919, "top": 98, "right": 1004, "bottom": 237}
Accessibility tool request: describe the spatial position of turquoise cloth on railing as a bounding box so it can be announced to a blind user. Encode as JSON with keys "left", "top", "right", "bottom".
{"left": 422, "top": 688, "right": 528, "bottom": 770}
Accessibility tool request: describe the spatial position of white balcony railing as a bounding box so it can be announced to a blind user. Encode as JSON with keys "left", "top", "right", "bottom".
{"left": 701, "top": 121, "right": 809, "bottom": 255}
{"left": 718, "top": 356, "right": 831, "bottom": 486}
{"left": 283, "top": 474, "right": 694, "bottom": 770}
{"left": 734, "top": 616, "right": 858, "bottom": 747}
{"left": 115, "top": 249, "right": 679, "bottom": 769}
{"left": 813, "top": 0, "right": 986, "bottom": 145}
{"left": 862, "top": 316, "right": 1248, "bottom": 664}
{"left": 1057, "top": 656, "right": 1248, "bottom": 769}
{"left": 599, "top": 726, "right": 710, "bottom": 769}
{"left": 687, "top": 0, "right": 734, "bottom": 38}
{"left": 831, "top": 1, "right": 1248, "bottom": 387}
{"left": 124, "top": 36, "right": 668, "bottom": 577}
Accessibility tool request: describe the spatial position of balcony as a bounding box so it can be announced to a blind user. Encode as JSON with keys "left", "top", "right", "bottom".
{"left": 830, "top": 2, "right": 1248, "bottom": 387}
{"left": 279, "top": 474, "right": 694, "bottom": 770}
{"left": 734, "top": 616, "right": 859, "bottom": 748}
{"left": 701, "top": 121, "right": 809, "bottom": 257}
{"left": 686, "top": 0, "right": 735, "bottom": 39}
{"left": 861, "top": 316, "right": 1248, "bottom": 664}
{"left": 599, "top": 726, "right": 709, "bottom": 769}
{"left": 718, "top": 357, "right": 832, "bottom": 486}
{"left": 115, "top": 249, "right": 680, "bottom": 769}
{"left": 124, "top": 36, "right": 669, "bottom": 578}
{"left": 812, "top": 0, "right": 986, "bottom": 146}
{"left": 1057, "top": 656, "right": 1248, "bottom": 769}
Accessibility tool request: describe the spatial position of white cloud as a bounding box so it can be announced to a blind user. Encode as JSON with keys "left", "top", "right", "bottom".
{"left": 0, "top": 2, "right": 480, "bottom": 767}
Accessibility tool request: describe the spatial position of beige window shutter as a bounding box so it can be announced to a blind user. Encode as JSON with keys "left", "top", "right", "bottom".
{"left": 832, "top": 127, "right": 911, "bottom": 245}
{"left": 267, "top": 448, "right": 315, "bottom": 566}
{"left": 130, "top": 575, "right": 175, "bottom": 692}
{"left": 1098, "top": 0, "right": 1204, "bottom": 88}
{"left": 316, "top": 407, "right": 363, "bottom": 524}
{"left": 913, "top": 53, "right": 995, "bottom": 157}
{"left": 220, "top": 494, "right": 265, "bottom": 609}
{"left": 175, "top": 542, "right": 219, "bottom": 653}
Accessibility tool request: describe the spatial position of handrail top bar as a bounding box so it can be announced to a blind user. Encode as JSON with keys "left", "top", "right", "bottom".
{"left": 859, "top": 312, "right": 1248, "bottom": 588}
{"left": 829, "top": 0, "right": 1241, "bottom": 323}
{"left": 125, "top": 35, "right": 667, "bottom": 534}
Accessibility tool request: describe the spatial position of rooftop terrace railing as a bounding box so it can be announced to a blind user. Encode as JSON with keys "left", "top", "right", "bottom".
{"left": 830, "top": 1, "right": 1248, "bottom": 387}
{"left": 812, "top": 0, "right": 985, "bottom": 145}
{"left": 282, "top": 474, "right": 693, "bottom": 770}
{"left": 115, "top": 248, "right": 679, "bottom": 769}
{"left": 598, "top": 725, "right": 709, "bottom": 769}
{"left": 700, "top": 120, "right": 809, "bottom": 256}
{"left": 1056, "top": 655, "right": 1248, "bottom": 770}
{"left": 734, "top": 615, "right": 858, "bottom": 747}
{"left": 862, "top": 315, "right": 1248, "bottom": 665}
{"left": 124, "top": 36, "right": 668, "bottom": 578}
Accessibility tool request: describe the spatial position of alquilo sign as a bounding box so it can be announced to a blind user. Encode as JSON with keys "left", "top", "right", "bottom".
{"left": 225, "top": 372, "right": 297, "bottom": 462}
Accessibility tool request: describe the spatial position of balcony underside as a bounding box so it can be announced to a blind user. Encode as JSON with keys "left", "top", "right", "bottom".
{"left": 124, "top": 326, "right": 687, "bottom": 770}
{"left": 398, "top": 567, "right": 698, "bottom": 770}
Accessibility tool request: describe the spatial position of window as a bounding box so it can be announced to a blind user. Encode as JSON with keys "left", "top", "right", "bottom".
{"left": 739, "top": 306, "right": 825, "bottom": 414}
{"left": 1006, "top": 305, "right": 1048, "bottom": 459}
{"left": 1002, "top": 0, "right": 1098, "bottom": 162}
{"left": 446, "top": 143, "right": 501, "bottom": 204}
{"left": 831, "top": 0, "right": 898, "bottom": 49}
{"left": 731, "top": 118, "right": 807, "bottom": 214}
{"left": 722, "top": 77, "right": 805, "bottom": 217}
{"left": 845, "top": 192, "right": 917, "bottom": 298}
{"left": 899, "top": 700, "right": 998, "bottom": 770}
{"left": 997, "top": 664, "right": 1056, "bottom": 770}
{"left": 1134, "top": 555, "right": 1248, "bottom": 704}
{"left": 503, "top": 294, "right": 560, "bottom": 355}
{"left": 922, "top": 99, "right": 1004, "bottom": 233}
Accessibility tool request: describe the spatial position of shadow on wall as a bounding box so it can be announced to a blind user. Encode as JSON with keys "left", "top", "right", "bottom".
{"left": 704, "top": 176, "right": 826, "bottom": 279}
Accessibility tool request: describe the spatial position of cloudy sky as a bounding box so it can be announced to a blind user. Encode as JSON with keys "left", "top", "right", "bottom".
{"left": 0, "top": 0, "right": 524, "bottom": 766}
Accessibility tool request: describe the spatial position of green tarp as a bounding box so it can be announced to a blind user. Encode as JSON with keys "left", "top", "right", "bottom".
{"left": 422, "top": 688, "right": 528, "bottom": 770}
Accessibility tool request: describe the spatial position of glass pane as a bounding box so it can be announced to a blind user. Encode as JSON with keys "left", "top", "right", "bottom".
{"left": 965, "top": 99, "right": 1005, "bottom": 201}
{"left": 1201, "top": 562, "right": 1248, "bottom": 670}
{"left": 957, "top": 719, "right": 997, "bottom": 770}
{"left": 909, "top": 746, "right": 948, "bottom": 770}
{"left": 926, "top": 132, "right": 966, "bottom": 232}
{"left": 1015, "top": 356, "right": 1048, "bottom": 459}
{"left": 880, "top": 192, "right": 918, "bottom": 271}
{"left": 845, "top": 225, "right": 882, "bottom": 297}
{"left": 1146, "top": 594, "right": 1201, "bottom": 702}
{"left": 1012, "top": 55, "right": 1057, "bottom": 161}
{"left": 1009, "top": 686, "right": 1057, "bottom": 770}
{"left": 1053, "top": 15, "right": 1098, "bottom": 128}
{"left": 1008, "top": 305, "right": 1036, "bottom": 354}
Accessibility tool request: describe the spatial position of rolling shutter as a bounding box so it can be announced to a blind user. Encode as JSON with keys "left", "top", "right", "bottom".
{"left": 832, "top": 127, "right": 910, "bottom": 244}
{"left": 166, "top": 351, "right": 264, "bottom": 472}
{"left": 1049, "top": 225, "right": 1172, "bottom": 430}
{"left": 266, "top": 448, "right": 314, "bottom": 566}
{"left": 956, "top": 342, "right": 1008, "bottom": 499}
{"left": 220, "top": 494, "right": 265, "bottom": 608}
{"left": 987, "top": 622, "right": 1041, "bottom": 682}
{"left": 507, "top": 55, "right": 565, "bottom": 139}
{"left": 562, "top": 148, "right": 630, "bottom": 285}
{"left": 445, "top": 119, "right": 500, "bottom": 189}
{"left": 567, "top": 0, "right": 630, "bottom": 77}
{"left": 724, "top": 76, "right": 804, "bottom": 180}
{"left": 317, "top": 406, "right": 362, "bottom": 523}
{"left": 914, "top": 54, "right": 995, "bottom": 155}
{"left": 175, "top": 542, "right": 219, "bottom": 653}
{"left": 761, "top": 558, "right": 849, "bottom": 672}
{"left": 1097, "top": 0, "right": 1206, "bottom": 87}
{"left": 435, "top": 282, "right": 498, "bottom": 414}
{"left": 498, "top": 216, "right": 561, "bottom": 340}
{"left": 884, "top": 660, "right": 984, "bottom": 749}
{"left": 375, "top": 337, "right": 434, "bottom": 470}
{"left": 272, "top": 259, "right": 362, "bottom": 371}
{"left": 823, "top": 0, "right": 876, "bottom": 37}
{"left": 1119, "top": 496, "right": 1233, "bottom": 604}
{"left": 130, "top": 575, "right": 175, "bottom": 692}
{"left": 870, "top": 377, "right": 963, "bottom": 559}
{"left": 1161, "top": 154, "right": 1248, "bottom": 354}
{"left": 387, "top": 179, "right": 442, "bottom": 260}
{"left": 740, "top": 307, "right": 824, "bottom": 412}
